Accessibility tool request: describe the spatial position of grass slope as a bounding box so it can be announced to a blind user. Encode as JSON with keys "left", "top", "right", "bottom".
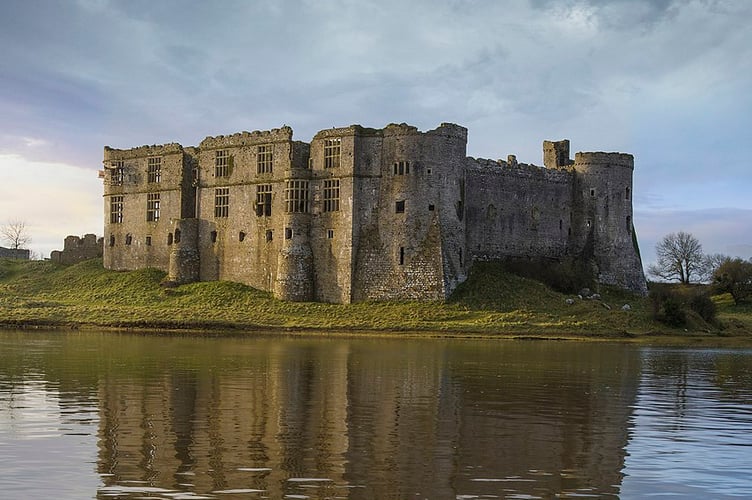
{"left": 1, "top": 258, "right": 749, "bottom": 341}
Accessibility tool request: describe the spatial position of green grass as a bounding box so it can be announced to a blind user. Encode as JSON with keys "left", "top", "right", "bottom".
{"left": 1, "top": 258, "right": 750, "bottom": 343}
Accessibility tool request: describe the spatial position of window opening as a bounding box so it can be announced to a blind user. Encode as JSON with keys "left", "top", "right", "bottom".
{"left": 125, "top": 234, "right": 132, "bottom": 245}
{"left": 399, "top": 246, "right": 405, "bottom": 265}
{"left": 285, "top": 227, "right": 293, "bottom": 240}
{"left": 110, "top": 160, "right": 124, "bottom": 185}
{"left": 323, "top": 179, "right": 340, "bottom": 212}
{"left": 174, "top": 229, "right": 181, "bottom": 243}
{"left": 285, "top": 180, "right": 310, "bottom": 213}
{"left": 393, "top": 161, "right": 410, "bottom": 175}
{"left": 147, "top": 156, "right": 162, "bottom": 183}
{"left": 324, "top": 138, "right": 341, "bottom": 168}
{"left": 327, "top": 229, "right": 334, "bottom": 239}
{"left": 215, "top": 187, "right": 230, "bottom": 218}
{"left": 590, "top": 188, "right": 595, "bottom": 197}
{"left": 257, "top": 144, "right": 273, "bottom": 174}
{"left": 110, "top": 196, "right": 123, "bottom": 224}
{"left": 145, "top": 236, "right": 152, "bottom": 246}
{"left": 210, "top": 230, "right": 218, "bottom": 243}
{"left": 239, "top": 231, "right": 246, "bottom": 242}
{"left": 109, "top": 235, "right": 115, "bottom": 247}
{"left": 586, "top": 219, "right": 592, "bottom": 229}
{"left": 428, "top": 204, "right": 435, "bottom": 212}
{"left": 626, "top": 215, "right": 632, "bottom": 233}
{"left": 266, "top": 230, "right": 273, "bottom": 242}
{"left": 215, "top": 149, "right": 230, "bottom": 177}
{"left": 146, "top": 193, "right": 160, "bottom": 222}
{"left": 256, "top": 184, "right": 272, "bottom": 216}
{"left": 167, "top": 233, "right": 173, "bottom": 245}
{"left": 395, "top": 200, "right": 405, "bottom": 213}
{"left": 626, "top": 187, "right": 630, "bottom": 200}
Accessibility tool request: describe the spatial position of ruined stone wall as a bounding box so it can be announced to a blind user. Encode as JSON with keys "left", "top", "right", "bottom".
{"left": 465, "top": 159, "right": 574, "bottom": 262}
{"left": 0, "top": 247, "right": 29, "bottom": 260}
{"left": 103, "top": 144, "right": 191, "bottom": 272}
{"left": 50, "top": 234, "right": 103, "bottom": 264}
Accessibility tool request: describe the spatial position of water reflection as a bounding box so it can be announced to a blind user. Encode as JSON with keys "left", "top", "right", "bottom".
{"left": 1, "top": 331, "right": 751, "bottom": 499}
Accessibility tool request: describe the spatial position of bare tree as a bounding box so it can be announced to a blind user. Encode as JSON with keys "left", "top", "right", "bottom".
{"left": 648, "top": 231, "right": 704, "bottom": 284}
{"left": 1, "top": 219, "right": 31, "bottom": 250}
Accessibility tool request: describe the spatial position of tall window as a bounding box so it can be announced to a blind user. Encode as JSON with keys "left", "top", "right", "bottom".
{"left": 148, "top": 157, "right": 162, "bottom": 183}
{"left": 324, "top": 138, "right": 341, "bottom": 168}
{"left": 146, "top": 193, "right": 160, "bottom": 222}
{"left": 393, "top": 161, "right": 410, "bottom": 175}
{"left": 323, "top": 179, "right": 340, "bottom": 212}
{"left": 215, "top": 187, "right": 230, "bottom": 218}
{"left": 257, "top": 144, "right": 273, "bottom": 174}
{"left": 110, "top": 160, "right": 124, "bottom": 185}
{"left": 215, "top": 149, "right": 230, "bottom": 177}
{"left": 110, "top": 196, "right": 123, "bottom": 223}
{"left": 285, "top": 180, "right": 309, "bottom": 213}
{"left": 256, "top": 184, "right": 272, "bottom": 217}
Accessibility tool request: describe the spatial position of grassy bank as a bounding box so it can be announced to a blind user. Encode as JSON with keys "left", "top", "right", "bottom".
{"left": 1, "top": 258, "right": 750, "bottom": 343}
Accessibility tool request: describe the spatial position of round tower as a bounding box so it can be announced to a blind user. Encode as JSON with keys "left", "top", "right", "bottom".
{"left": 572, "top": 152, "right": 647, "bottom": 294}
{"left": 168, "top": 218, "right": 200, "bottom": 284}
{"left": 273, "top": 209, "right": 314, "bottom": 302}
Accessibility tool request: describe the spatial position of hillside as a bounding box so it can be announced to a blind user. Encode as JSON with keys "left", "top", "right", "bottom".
{"left": 1, "top": 258, "right": 749, "bottom": 343}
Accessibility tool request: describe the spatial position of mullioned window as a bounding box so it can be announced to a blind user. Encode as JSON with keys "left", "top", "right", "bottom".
{"left": 146, "top": 193, "right": 160, "bottom": 222}
{"left": 215, "top": 187, "right": 229, "bottom": 218}
{"left": 148, "top": 157, "right": 162, "bottom": 183}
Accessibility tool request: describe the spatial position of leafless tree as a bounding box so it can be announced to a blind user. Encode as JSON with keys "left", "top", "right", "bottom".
{"left": 648, "top": 231, "right": 704, "bottom": 284}
{"left": 1, "top": 219, "right": 31, "bottom": 250}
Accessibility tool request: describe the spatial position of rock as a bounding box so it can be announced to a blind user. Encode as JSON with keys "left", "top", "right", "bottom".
{"left": 579, "top": 288, "right": 591, "bottom": 298}
{"left": 565, "top": 298, "right": 575, "bottom": 305}
{"left": 601, "top": 302, "right": 611, "bottom": 310}
{"left": 591, "top": 293, "right": 601, "bottom": 300}
{"left": 621, "top": 304, "right": 631, "bottom": 311}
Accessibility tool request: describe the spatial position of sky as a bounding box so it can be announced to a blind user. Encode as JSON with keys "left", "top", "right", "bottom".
{"left": 0, "top": 0, "right": 750, "bottom": 270}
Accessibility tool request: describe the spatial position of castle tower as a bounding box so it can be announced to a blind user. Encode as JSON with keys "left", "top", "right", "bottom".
{"left": 572, "top": 152, "right": 647, "bottom": 294}
{"left": 273, "top": 186, "right": 314, "bottom": 302}
{"left": 167, "top": 218, "right": 199, "bottom": 284}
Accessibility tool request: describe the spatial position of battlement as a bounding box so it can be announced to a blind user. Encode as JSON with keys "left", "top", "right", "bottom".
{"left": 574, "top": 151, "right": 633, "bottom": 168}
{"left": 200, "top": 126, "right": 294, "bottom": 149}
{"left": 104, "top": 143, "right": 184, "bottom": 160}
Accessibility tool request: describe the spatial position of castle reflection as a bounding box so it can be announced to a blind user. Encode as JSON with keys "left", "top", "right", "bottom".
{"left": 91, "top": 336, "right": 640, "bottom": 498}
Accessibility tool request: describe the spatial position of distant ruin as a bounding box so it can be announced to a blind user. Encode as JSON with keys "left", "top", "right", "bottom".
{"left": 50, "top": 234, "right": 103, "bottom": 265}
{"left": 101, "top": 122, "right": 647, "bottom": 303}
{"left": 0, "top": 246, "right": 29, "bottom": 260}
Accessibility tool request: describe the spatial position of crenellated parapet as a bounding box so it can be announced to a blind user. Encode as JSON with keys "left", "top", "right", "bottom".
{"left": 199, "top": 126, "right": 294, "bottom": 150}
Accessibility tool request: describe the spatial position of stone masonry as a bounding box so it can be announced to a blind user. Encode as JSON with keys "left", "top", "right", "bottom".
{"left": 101, "top": 123, "right": 647, "bottom": 303}
{"left": 50, "top": 234, "right": 103, "bottom": 265}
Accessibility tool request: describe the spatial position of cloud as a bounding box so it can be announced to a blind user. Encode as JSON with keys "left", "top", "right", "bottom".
{"left": 0, "top": 153, "right": 102, "bottom": 259}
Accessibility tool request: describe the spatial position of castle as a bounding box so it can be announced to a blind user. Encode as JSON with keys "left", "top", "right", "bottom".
{"left": 101, "top": 122, "right": 647, "bottom": 303}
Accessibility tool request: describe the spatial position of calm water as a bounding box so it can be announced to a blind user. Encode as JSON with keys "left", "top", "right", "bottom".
{"left": 0, "top": 331, "right": 750, "bottom": 499}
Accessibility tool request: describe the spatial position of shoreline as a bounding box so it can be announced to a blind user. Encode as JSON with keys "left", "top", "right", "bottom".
{"left": 3, "top": 318, "right": 749, "bottom": 347}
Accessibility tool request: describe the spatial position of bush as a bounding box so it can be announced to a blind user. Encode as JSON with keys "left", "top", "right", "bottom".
{"left": 648, "top": 283, "right": 716, "bottom": 327}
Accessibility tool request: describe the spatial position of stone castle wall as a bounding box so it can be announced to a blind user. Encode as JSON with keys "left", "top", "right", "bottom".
{"left": 101, "top": 122, "right": 647, "bottom": 302}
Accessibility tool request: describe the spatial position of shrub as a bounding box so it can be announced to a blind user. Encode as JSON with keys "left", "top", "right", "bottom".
{"left": 648, "top": 283, "right": 716, "bottom": 327}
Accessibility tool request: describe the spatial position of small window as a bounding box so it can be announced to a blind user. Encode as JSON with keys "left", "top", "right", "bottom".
{"left": 586, "top": 219, "right": 592, "bottom": 229}
{"left": 590, "top": 188, "right": 595, "bottom": 197}
{"left": 324, "top": 138, "right": 341, "bottom": 168}
{"left": 210, "top": 230, "right": 218, "bottom": 243}
{"left": 239, "top": 231, "right": 246, "bottom": 242}
{"left": 145, "top": 236, "right": 152, "bottom": 246}
{"left": 110, "top": 160, "right": 124, "bottom": 186}
{"left": 257, "top": 144, "right": 273, "bottom": 174}
{"left": 110, "top": 195, "right": 124, "bottom": 224}
{"left": 147, "top": 157, "right": 162, "bottom": 183}
{"left": 428, "top": 204, "right": 435, "bottom": 211}
{"left": 167, "top": 233, "right": 173, "bottom": 245}
{"left": 459, "top": 248, "right": 463, "bottom": 267}
{"left": 215, "top": 150, "right": 230, "bottom": 177}
{"left": 427, "top": 168, "right": 432, "bottom": 174}
{"left": 109, "top": 235, "right": 115, "bottom": 247}
{"left": 125, "top": 234, "right": 132, "bottom": 245}
{"left": 399, "top": 246, "right": 405, "bottom": 265}
{"left": 395, "top": 200, "right": 405, "bottom": 213}
{"left": 559, "top": 219, "right": 563, "bottom": 231}
{"left": 256, "top": 184, "right": 272, "bottom": 217}
{"left": 215, "top": 187, "right": 230, "bottom": 218}
{"left": 323, "top": 179, "right": 340, "bottom": 212}
{"left": 285, "top": 227, "right": 293, "bottom": 240}
{"left": 174, "top": 229, "right": 181, "bottom": 244}
{"left": 327, "top": 229, "right": 334, "bottom": 239}
{"left": 285, "top": 180, "right": 310, "bottom": 213}
{"left": 625, "top": 187, "right": 630, "bottom": 200}
{"left": 146, "top": 193, "right": 160, "bottom": 222}
{"left": 626, "top": 215, "right": 632, "bottom": 234}
{"left": 393, "top": 161, "right": 410, "bottom": 175}
{"left": 266, "top": 230, "right": 273, "bottom": 242}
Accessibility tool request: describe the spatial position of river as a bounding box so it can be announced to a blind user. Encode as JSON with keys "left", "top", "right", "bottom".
{"left": 0, "top": 330, "right": 750, "bottom": 499}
